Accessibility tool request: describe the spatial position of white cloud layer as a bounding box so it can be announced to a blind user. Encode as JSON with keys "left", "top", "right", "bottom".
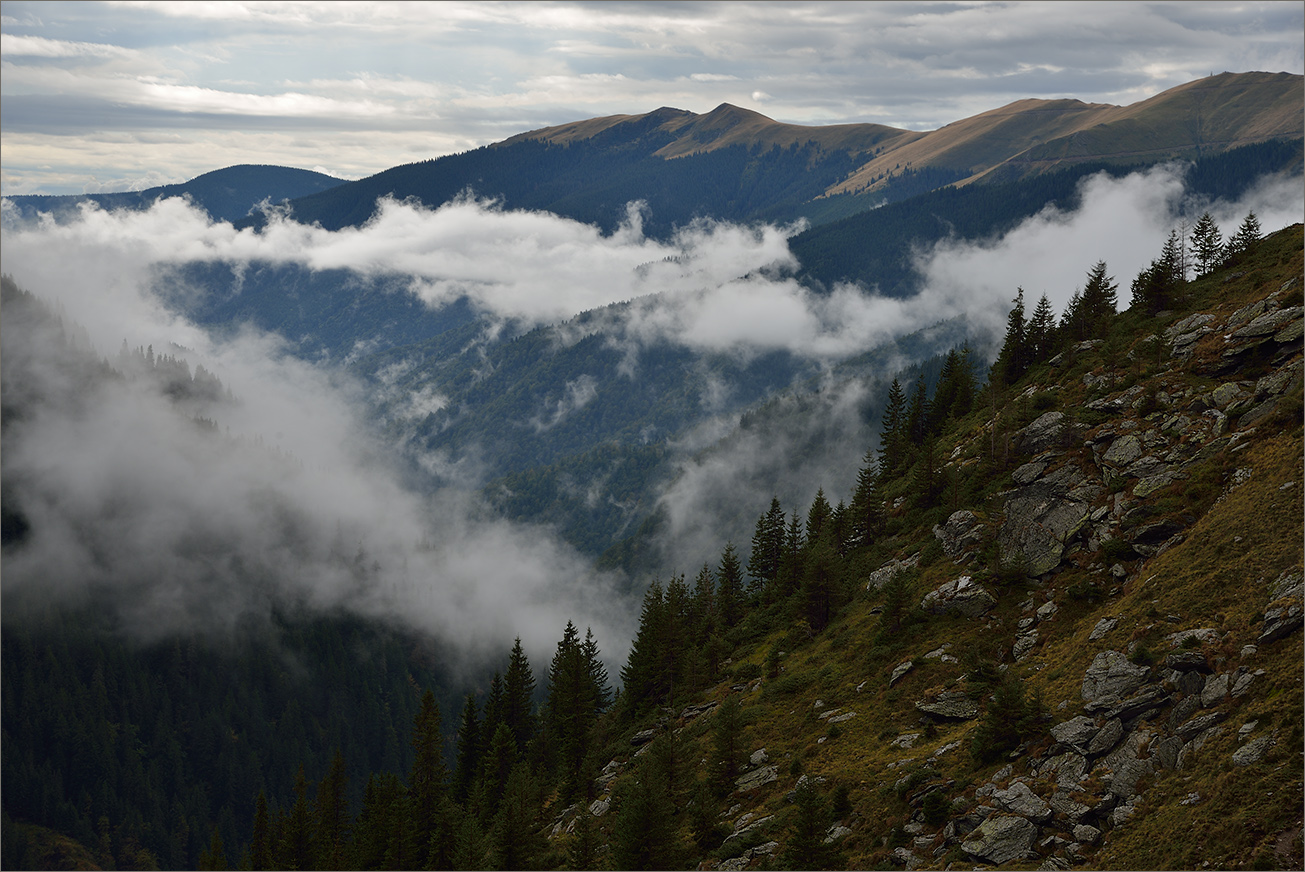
{"left": 0, "top": 161, "right": 1298, "bottom": 669}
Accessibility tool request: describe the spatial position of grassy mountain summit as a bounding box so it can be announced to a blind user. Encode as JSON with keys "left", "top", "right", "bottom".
{"left": 245, "top": 71, "right": 1302, "bottom": 235}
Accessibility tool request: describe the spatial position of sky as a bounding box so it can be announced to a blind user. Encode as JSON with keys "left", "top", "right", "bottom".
{"left": 2, "top": 0, "right": 1302, "bottom": 195}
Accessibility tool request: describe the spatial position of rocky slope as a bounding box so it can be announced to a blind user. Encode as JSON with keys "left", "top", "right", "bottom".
{"left": 552, "top": 225, "right": 1303, "bottom": 871}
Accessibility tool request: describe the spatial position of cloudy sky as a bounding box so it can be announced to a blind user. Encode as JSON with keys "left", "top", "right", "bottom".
{"left": 2, "top": 0, "right": 1302, "bottom": 195}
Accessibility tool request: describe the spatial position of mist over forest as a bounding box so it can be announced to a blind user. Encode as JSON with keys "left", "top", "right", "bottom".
{"left": 2, "top": 158, "right": 1301, "bottom": 665}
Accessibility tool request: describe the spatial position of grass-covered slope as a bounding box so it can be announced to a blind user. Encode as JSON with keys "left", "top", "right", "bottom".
{"left": 570, "top": 225, "right": 1303, "bottom": 871}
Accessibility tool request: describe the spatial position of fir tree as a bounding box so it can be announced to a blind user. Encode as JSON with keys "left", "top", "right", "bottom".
{"left": 249, "top": 793, "right": 272, "bottom": 871}
{"left": 1079, "top": 260, "right": 1119, "bottom": 335}
{"left": 716, "top": 542, "right": 745, "bottom": 630}
{"left": 992, "top": 288, "right": 1029, "bottom": 385}
{"left": 746, "top": 497, "right": 785, "bottom": 588}
{"left": 313, "top": 748, "right": 349, "bottom": 870}
{"left": 1131, "top": 231, "right": 1183, "bottom": 314}
{"left": 1190, "top": 211, "right": 1223, "bottom": 275}
{"left": 408, "top": 690, "right": 450, "bottom": 868}
{"left": 878, "top": 378, "right": 908, "bottom": 479}
{"left": 1224, "top": 210, "right": 1262, "bottom": 264}
{"left": 1026, "top": 293, "right": 1056, "bottom": 363}
{"left": 453, "top": 694, "right": 481, "bottom": 804}
{"left": 780, "top": 778, "right": 839, "bottom": 869}
{"left": 503, "top": 639, "right": 537, "bottom": 753}
{"left": 848, "top": 448, "right": 885, "bottom": 549}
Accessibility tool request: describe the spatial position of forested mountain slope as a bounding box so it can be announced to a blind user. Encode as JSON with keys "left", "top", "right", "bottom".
{"left": 4, "top": 220, "right": 1297, "bottom": 871}
{"left": 4, "top": 165, "right": 346, "bottom": 225}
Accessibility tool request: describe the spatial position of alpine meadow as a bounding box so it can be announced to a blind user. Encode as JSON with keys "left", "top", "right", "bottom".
{"left": 1, "top": 14, "right": 1303, "bottom": 870}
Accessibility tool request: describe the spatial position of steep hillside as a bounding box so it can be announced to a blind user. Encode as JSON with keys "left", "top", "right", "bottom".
{"left": 558, "top": 225, "right": 1304, "bottom": 871}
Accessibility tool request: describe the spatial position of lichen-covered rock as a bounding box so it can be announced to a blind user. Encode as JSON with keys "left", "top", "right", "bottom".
{"left": 1015, "top": 411, "right": 1070, "bottom": 454}
{"left": 735, "top": 765, "right": 778, "bottom": 792}
{"left": 1088, "top": 616, "right": 1119, "bottom": 641}
{"left": 1231, "top": 734, "right": 1275, "bottom": 766}
{"left": 933, "top": 510, "right": 986, "bottom": 559}
{"left": 999, "top": 486, "right": 1090, "bottom": 576}
{"left": 1102, "top": 434, "right": 1143, "bottom": 468}
{"left": 1081, "top": 651, "right": 1149, "bottom": 706}
{"left": 1087, "top": 718, "right": 1124, "bottom": 755}
{"left": 961, "top": 815, "right": 1038, "bottom": 865}
{"left": 915, "top": 691, "right": 979, "bottom": 720}
{"left": 865, "top": 553, "right": 920, "bottom": 591}
{"left": 920, "top": 575, "right": 997, "bottom": 618}
{"left": 993, "top": 781, "right": 1052, "bottom": 822}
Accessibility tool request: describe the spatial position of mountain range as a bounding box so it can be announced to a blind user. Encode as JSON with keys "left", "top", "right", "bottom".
{"left": 0, "top": 71, "right": 1302, "bottom": 871}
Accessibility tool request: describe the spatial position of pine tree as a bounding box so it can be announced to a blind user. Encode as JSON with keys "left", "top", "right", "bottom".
{"left": 904, "top": 375, "right": 930, "bottom": 445}
{"left": 581, "top": 628, "right": 610, "bottom": 713}
{"left": 489, "top": 764, "right": 542, "bottom": 870}
{"left": 1224, "top": 210, "right": 1262, "bottom": 264}
{"left": 620, "top": 580, "right": 666, "bottom": 715}
{"left": 249, "top": 793, "right": 272, "bottom": 871}
{"left": 1190, "top": 212, "right": 1223, "bottom": 275}
{"left": 503, "top": 640, "right": 536, "bottom": 753}
{"left": 278, "top": 765, "right": 313, "bottom": 872}
{"left": 746, "top": 497, "right": 785, "bottom": 588}
{"left": 803, "top": 489, "right": 833, "bottom": 546}
{"left": 878, "top": 378, "right": 908, "bottom": 479}
{"left": 848, "top": 448, "right": 884, "bottom": 549}
{"left": 716, "top": 543, "right": 745, "bottom": 630}
{"left": 453, "top": 694, "right": 481, "bottom": 804}
{"left": 709, "top": 695, "right": 745, "bottom": 796}
{"left": 800, "top": 532, "right": 843, "bottom": 632}
{"left": 1131, "top": 231, "right": 1183, "bottom": 314}
{"left": 479, "top": 723, "right": 517, "bottom": 820}
{"left": 780, "top": 778, "right": 839, "bottom": 869}
{"left": 482, "top": 671, "right": 505, "bottom": 740}
{"left": 408, "top": 690, "right": 450, "bottom": 868}
{"left": 313, "top": 749, "right": 349, "bottom": 870}
{"left": 1027, "top": 294, "right": 1056, "bottom": 363}
{"left": 544, "top": 621, "right": 600, "bottom": 800}
{"left": 1079, "top": 260, "right": 1119, "bottom": 336}
{"left": 992, "top": 288, "right": 1029, "bottom": 385}
{"left": 567, "top": 809, "right": 600, "bottom": 871}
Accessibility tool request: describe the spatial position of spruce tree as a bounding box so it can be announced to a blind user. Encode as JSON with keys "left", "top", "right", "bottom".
{"left": 848, "top": 448, "right": 884, "bottom": 549}
{"left": 313, "top": 748, "right": 349, "bottom": 870}
{"left": 408, "top": 690, "right": 450, "bottom": 868}
{"left": 453, "top": 694, "right": 482, "bottom": 804}
{"left": 249, "top": 792, "right": 272, "bottom": 871}
{"left": 503, "top": 639, "right": 537, "bottom": 753}
{"left": 716, "top": 543, "right": 745, "bottom": 630}
{"left": 1190, "top": 212, "right": 1223, "bottom": 275}
{"left": 620, "top": 581, "right": 666, "bottom": 715}
{"left": 1027, "top": 294, "right": 1056, "bottom": 363}
{"left": 1079, "top": 260, "right": 1118, "bottom": 335}
{"left": 746, "top": 497, "right": 785, "bottom": 588}
{"left": 992, "top": 288, "right": 1028, "bottom": 385}
{"left": 804, "top": 489, "right": 833, "bottom": 545}
{"left": 878, "top": 378, "right": 908, "bottom": 479}
{"left": 1224, "top": 211, "right": 1262, "bottom": 264}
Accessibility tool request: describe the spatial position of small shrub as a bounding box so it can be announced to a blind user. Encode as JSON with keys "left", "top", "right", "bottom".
{"left": 921, "top": 789, "right": 951, "bottom": 826}
{"left": 831, "top": 784, "right": 852, "bottom": 820}
{"left": 826, "top": 722, "right": 843, "bottom": 740}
